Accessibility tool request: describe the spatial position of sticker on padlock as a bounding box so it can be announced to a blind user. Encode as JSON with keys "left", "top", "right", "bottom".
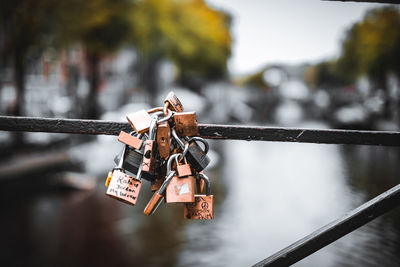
{"left": 144, "top": 154, "right": 180, "bottom": 216}
{"left": 174, "top": 111, "right": 198, "bottom": 137}
{"left": 106, "top": 145, "right": 143, "bottom": 205}
{"left": 105, "top": 171, "right": 112, "bottom": 187}
{"left": 164, "top": 91, "right": 183, "bottom": 112}
{"left": 184, "top": 172, "right": 213, "bottom": 220}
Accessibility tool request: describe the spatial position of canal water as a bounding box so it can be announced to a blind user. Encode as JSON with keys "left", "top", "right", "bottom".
{"left": 1, "top": 126, "right": 400, "bottom": 266}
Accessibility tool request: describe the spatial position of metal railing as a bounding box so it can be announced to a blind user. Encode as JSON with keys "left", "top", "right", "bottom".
{"left": 1, "top": 115, "right": 400, "bottom": 266}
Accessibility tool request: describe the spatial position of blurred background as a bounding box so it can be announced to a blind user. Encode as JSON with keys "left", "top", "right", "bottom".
{"left": 1, "top": 0, "right": 400, "bottom": 266}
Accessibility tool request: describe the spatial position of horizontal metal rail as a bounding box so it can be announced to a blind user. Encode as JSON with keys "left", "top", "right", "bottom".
{"left": 1, "top": 115, "right": 400, "bottom": 146}
{"left": 253, "top": 184, "right": 400, "bottom": 267}
{"left": 325, "top": 0, "right": 400, "bottom": 3}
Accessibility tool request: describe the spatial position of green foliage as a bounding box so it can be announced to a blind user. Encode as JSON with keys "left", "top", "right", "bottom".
{"left": 337, "top": 6, "right": 400, "bottom": 84}
{"left": 240, "top": 69, "right": 271, "bottom": 90}
{"left": 307, "top": 7, "right": 400, "bottom": 89}
{"left": 130, "top": 0, "right": 232, "bottom": 79}
{"left": 313, "top": 60, "right": 352, "bottom": 89}
{"left": 54, "top": 0, "right": 132, "bottom": 54}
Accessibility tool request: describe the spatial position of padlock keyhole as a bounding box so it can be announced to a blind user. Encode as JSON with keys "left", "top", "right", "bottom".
{"left": 145, "top": 150, "right": 151, "bottom": 158}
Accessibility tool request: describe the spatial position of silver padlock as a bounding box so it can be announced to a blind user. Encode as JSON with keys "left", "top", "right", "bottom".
{"left": 172, "top": 129, "right": 210, "bottom": 172}
{"left": 106, "top": 145, "right": 143, "bottom": 205}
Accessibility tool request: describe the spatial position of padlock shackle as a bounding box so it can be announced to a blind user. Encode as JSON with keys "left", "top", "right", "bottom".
{"left": 199, "top": 172, "right": 211, "bottom": 195}
{"left": 176, "top": 143, "right": 189, "bottom": 164}
{"left": 189, "top": 137, "right": 209, "bottom": 154}
{"left": 148, "top": 118, "right": 158, "bottom": 140}
{"left": 163, "top": 102, "right": 170, "bottom": 116}
{"left": 167, "top": 153, "right": 180, "bottom": 174}
{"left": 158, "top": 109, "right": 173, "bottom": 123}
{"left": 171, "top": 128, "right": 185, "bottom": 148}
{"left": 158, "top": 171, "right": 175, "bottom": 194}
{"left": 147, "top": 106, "right": 163, "bottom": 114}
{"left": 116, "top": 144, "right": 128, "bottom": 170}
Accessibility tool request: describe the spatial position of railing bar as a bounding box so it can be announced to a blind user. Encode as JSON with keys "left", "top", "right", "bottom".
{"left": 0, "top": 116, "right": 400, "bottom": 146}
{"left": 252, "top": 184, "right": 400, "bottom": 267}
{"left": 324, "top": 0, "right": 400, "bottom": 4}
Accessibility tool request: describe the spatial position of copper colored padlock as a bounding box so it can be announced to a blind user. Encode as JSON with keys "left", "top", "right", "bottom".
{"left": 176, "top": 155, "right": 192, "bottom": 178}
{"left": 184, "top": 173, "right": 213, "bottom": 220}
{"left": 118, "top": 131, "right": 143, "bottom": 150}
{"left": 157, "top": 121, "right": 171, "bottom": 159}
{"left": 164, "top": 91, "right": 183, "bottom": 112}
{"left": 174, "top": 111, "right": 198, "bottom": 137}
{"left": 165, "top": 175, "right": 195, "bottom": 203}
{"left": 106, "top": 169, "right": 143, "bottom": 205}
{"left": 126, "top": 109, "right": 152, "bottom": 133}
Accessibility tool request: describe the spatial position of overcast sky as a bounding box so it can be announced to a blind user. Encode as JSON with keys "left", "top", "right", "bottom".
{"left": 206, "top": 0, "right": 388, "bottom": 76}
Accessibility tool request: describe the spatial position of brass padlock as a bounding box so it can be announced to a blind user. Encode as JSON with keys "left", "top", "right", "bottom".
{"left": 126, "top": 109, "right": 153, "bottom": 133}
{"left": 164, "top": 91, "right": 183, "bottom": 112}
{"left": 142, "top": 118, "right": 157, "bottom": 173}
{"left": 118, "top": 131, "right": 143, "bottom": 150}
{"left": 184, "top": 172, "right": 213, "bottom": 220}
{"left": 106, "top": 145, "right": 143, "bottom": 205}
{"left": 165, "top": 155, "right": 195, "bottom": 203}
{"left": 174, "top": 111, "right": 198, "bottom": 137}
{"left": 144, "top": 154, "right": 179, "bottom": 216}
{"left": 157, "top": 121, "right": 171, "bottom": 159}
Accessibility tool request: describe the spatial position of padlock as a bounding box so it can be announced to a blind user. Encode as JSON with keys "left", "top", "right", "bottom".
{"left": 157, "top": 121, "right": 171, "bottom": 159}
{"left": 118, "top": 131, "right": 143, "bottom": 150}
{"left": 185, "top": 137, "right": 210, "bottom": 172}
{"left": 126, "top": 109, "right": 153, "bottom": 133}
{"left": 106, "top": 145, "right": 143, "bottom": 205}
{"left": 113, "top": 141, "right": 155, "bottom": 181}
{"left": 165, "top": 155, "right": 195, "bottom": 203}
{"left": 172, "top": 129, "right": 210, "bottom": 172}
{"left": 142, "top": 118, "right": 157, "bottom": 173}
{"left": 184, "top": 172, "right": 213, "bottom": 220}
{"left": 176, "top": 155, "right": 192, "bottom": 178}
{"left": 164, "top": 91, "right": 183, "bottom": 112}
{"left": 144, "top": 154, "right": 180, "bottom": 216}
{"left": 174, "top": 111, "right": 198, "bottom": 137}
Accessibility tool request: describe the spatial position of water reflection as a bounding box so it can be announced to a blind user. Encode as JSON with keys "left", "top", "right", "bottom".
{"left": 1, "top": 134, "right": 400, "bottom": 266}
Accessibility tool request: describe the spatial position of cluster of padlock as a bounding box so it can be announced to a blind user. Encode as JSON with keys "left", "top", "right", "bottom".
{"left": 104, "top": 92, "right": 214, "bottom": 220}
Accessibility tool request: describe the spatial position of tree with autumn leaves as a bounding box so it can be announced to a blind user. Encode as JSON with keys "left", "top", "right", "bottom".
{"left": 307, "top": 7, "right": 400, "bottom": 91}
{"left": 130, "top": 0, "right": 231, "bottom": 98}
{"left": 0, "top": 0, "right": 232, "bottom": 119}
